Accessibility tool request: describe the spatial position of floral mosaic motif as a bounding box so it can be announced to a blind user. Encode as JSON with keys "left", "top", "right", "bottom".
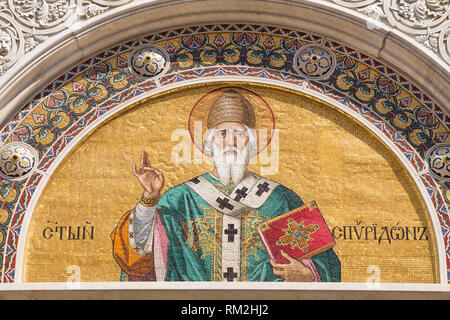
{"left": 419, "top": 172, "right": 450, "bottom": 269}
{"left": 2, "top": 171, "right": 42, "bottom": 283}
{"left": 1, "top": 0, "right": 449, "bottom": 79}
{"left": 183, "top": 205, "right": 222, "bottom": 260}
{"left": 293, "top": 45, "right": 336, "bottom": 80}
{"left": 166, "top": 32, "right": 314, "bottom": 73}
{"left": 0, "top": 175, "right": 26, "bottom": 272}
{"left": 323, "top": 51, "right": 446, "bottom": 158}
{"left": 0, "top": 24, "right": 448, "bottom": 283}
{"left": 240, "top": 210, "right": 270, "bottom": 279}
{"left": 425, "top": 143, "right": 450, "bottom": 181}
{"left": 9, "top": 59, "right": 142, "bottom": 157}
{"left": 128, "top": 45, "right": 170, "bottom": 79}
{"left": 0, "top": 143, "right": 37, "bottom": 181}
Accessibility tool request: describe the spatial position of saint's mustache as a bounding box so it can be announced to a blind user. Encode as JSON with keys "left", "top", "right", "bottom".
{"left": 216, "top": 146, "right": 240, "bottom": 156}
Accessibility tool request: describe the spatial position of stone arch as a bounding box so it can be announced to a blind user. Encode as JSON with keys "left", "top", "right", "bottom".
{"left": 0, "top": 1, "right": 448, "bottom": 292}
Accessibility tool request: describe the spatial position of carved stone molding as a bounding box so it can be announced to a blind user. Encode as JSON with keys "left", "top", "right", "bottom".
{"left": 0, "top": 0, "right": 132, "bottom": 75}
{"left": 0, "top": 0, "right": 448, "bottom": 77}
{"left": 329, "top": 0, "right": 450, "bottom": 60}
{"left": 0, "top": 11, "right": 24, "bottom": 74}
{"left": 0, "top": 0, "right": 448, "bottom": 133}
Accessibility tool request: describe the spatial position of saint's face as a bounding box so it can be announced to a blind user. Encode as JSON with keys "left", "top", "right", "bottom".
{"left": 213, "top": 122, "right": 249, "bottom": 155}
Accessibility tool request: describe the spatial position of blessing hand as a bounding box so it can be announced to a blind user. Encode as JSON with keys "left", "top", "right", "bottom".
{"left": 132, "top": 150, "right": 164, "bottom": 198}
{"left": 270, "top": 250, "right": 315, "bottom": 282}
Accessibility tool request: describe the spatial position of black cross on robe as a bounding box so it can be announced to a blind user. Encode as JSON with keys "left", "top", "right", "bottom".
{"left": 190, "top": 177, "right": 200, "bottom": 184}
{"left": 216, "top": 197, "right": 234, "bottom": 210}
{"left": 224, "top": 224, "right": 238, "bottom": 242}
{"left": 234, "top": 186, "right": 248, "bottom": 202}
{"left": 223, "top": 267, "right": 238, "bottom": 281}
{"left": 256, "top": 182, "right": 270, "bottom": 196}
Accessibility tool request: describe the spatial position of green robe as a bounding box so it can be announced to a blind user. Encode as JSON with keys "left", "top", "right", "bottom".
{"left": 157, "top": 173, "right": 341, "bottom": 282}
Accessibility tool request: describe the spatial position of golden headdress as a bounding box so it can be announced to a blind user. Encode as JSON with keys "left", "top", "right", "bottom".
{"left": 206, "top": 89, "right": 256, "bottom": 129}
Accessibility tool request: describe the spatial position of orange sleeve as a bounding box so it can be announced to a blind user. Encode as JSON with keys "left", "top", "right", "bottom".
{"left": 110, "top": 210, "right": 154, "bottom": 277}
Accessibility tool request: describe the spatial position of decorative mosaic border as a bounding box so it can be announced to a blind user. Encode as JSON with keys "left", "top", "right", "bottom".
{"left": 2, "top": 0, "right": 449, "bottom": 81}
{"left": 0, "top": 24, "right": 448, "bottom": 283}
{"left": 2, "top": 24, "right": 448, "bottom": 139}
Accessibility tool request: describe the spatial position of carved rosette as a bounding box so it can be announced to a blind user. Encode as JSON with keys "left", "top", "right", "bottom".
{"left": 425, "top": 143, "right": 450, "bottom": 181}
{"left": 331, "top": 0, "right": 450, "bottom": 63}
{"left": 293, "top": 45, "right": 337, "bottom": 80}
{"left": 0, "top": 0, "right": 133, "bottom": 75}
{"left": 128, "top": 44, "right": 170, "bottom": 79}
{"left": 0, "top": 142, "right": 38, "bottom": 181}
{"left": 8, "top": 0, "right": 77, "bottom": 31}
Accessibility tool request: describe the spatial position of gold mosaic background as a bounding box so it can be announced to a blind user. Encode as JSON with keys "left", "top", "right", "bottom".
{"left": 22, "top": 82, "right": 439, "bottom": 283}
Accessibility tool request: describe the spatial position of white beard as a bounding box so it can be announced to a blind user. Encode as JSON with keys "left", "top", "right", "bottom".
{"left": 213, "top": 144, "right": 250, "bottom": 186}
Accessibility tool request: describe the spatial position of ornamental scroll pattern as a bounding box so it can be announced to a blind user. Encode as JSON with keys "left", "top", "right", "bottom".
{"left": 329, "top": 0, "right": 450, "bottom": 62}
{"left": 0, "top": 0, "right": 449, "bottom": 77}
{"left": 0, "top": 0, "right": 132, "bottom": 75}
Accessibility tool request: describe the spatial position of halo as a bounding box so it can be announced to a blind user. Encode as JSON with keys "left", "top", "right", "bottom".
{"left": 188, "top": 86, "right": 276, "bottom": 157}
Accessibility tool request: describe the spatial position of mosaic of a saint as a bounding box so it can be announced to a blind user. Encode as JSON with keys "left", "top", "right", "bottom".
{"left": 111, "top": 89, "right": 341, "bottom": 282}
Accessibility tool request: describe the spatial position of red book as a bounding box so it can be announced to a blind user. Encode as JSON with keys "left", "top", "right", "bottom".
{"left": 257, "top": 201, "right": 335, "bottom": 264}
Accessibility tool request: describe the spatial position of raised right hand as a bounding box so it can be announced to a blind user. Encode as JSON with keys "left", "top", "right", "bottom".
{"left": 132, "top": 151, "right": 164, "bottom": 198}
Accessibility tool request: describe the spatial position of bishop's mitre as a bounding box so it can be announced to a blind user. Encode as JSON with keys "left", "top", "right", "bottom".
{"left": 206, "top": 89, "right": 256, "bottom": 129}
